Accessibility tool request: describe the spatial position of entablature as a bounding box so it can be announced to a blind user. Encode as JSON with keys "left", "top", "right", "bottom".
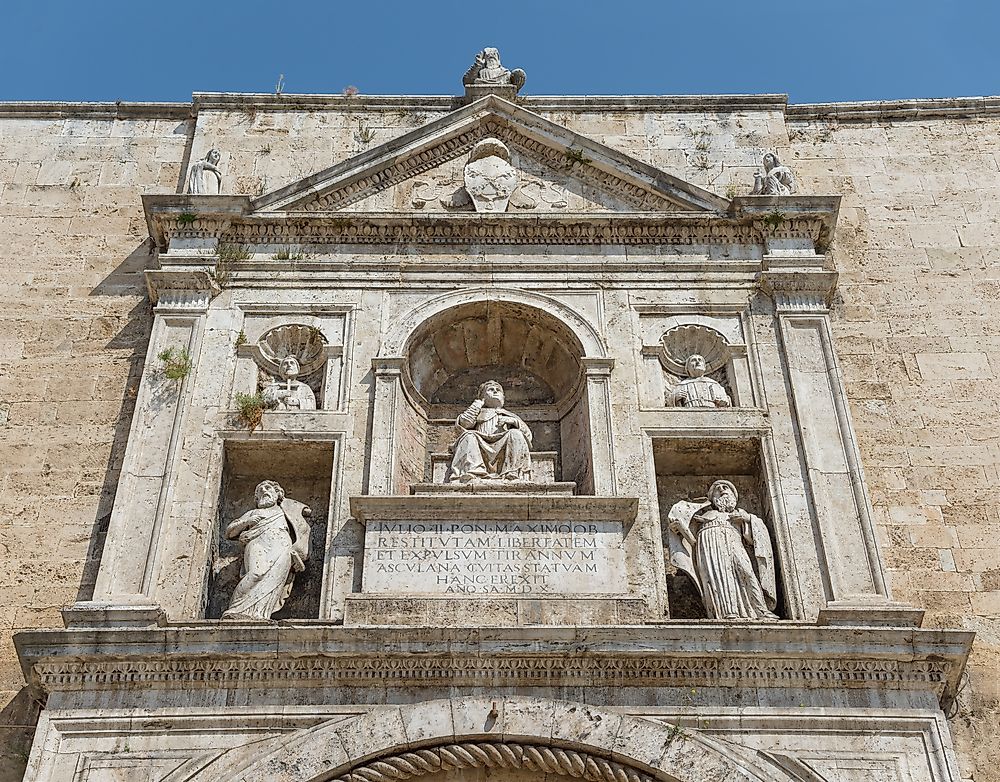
{"left": 143, "top": 196, "right": 839, "bottom": 254}
{"left": 15, "top": 623, "right": 972, "bottom": 710}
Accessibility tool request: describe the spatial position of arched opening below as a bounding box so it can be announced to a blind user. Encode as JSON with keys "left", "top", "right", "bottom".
{"left": 396, "top": 299, "right": 593, "bottom": 493}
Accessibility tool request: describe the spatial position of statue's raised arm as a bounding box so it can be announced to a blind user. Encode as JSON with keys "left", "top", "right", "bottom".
{"left": 446, "top": 380, "right": 532, "bottom": 483}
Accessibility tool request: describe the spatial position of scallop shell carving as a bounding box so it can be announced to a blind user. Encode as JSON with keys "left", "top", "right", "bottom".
{"left": 257, "top": 324, "right": 328, "bottom": 375}
{"left": 659, "top": 324, "right": 729, "bottom": 374}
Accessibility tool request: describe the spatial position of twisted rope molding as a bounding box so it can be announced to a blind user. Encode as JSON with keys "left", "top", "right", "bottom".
{"left": 332, "top": 742, "right": 652, "bottom": 782}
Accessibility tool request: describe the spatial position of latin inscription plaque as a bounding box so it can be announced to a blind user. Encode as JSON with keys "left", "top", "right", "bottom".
{"left": 364, "top": 519, "right": 627, "bottom": 594}
{"left": 352, "top": 495, "right": 638, "bottom": 599}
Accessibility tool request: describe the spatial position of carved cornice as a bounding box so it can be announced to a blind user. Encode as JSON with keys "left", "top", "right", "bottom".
{"left": 143, "top": 210, "right": 836, "bottom": 253}
{"left": 14, "top": 624, "right": 973, "bottom": 708}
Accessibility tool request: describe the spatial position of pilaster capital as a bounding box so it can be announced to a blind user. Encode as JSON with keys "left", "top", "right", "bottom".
{"left": 759, "top": 256, "right": 839, "bottom": 314}
{"left": 372, "top": 356, "right": 405, "bottom": 376}
{"left": 145, "top": 269, "right": 216, "bottom": 312}
{"left": 581, "top": 357, "right": 615, "bottom": 376}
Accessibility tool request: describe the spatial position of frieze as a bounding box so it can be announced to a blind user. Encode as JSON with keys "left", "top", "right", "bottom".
{"left": 29, "top": 652, "right": 954, "bottom": 696}
{"left": 152, "top": 213, "right": 834, "bottom": 250}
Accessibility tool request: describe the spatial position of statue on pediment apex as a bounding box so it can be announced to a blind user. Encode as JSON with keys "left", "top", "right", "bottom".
{"left": 463, "top": 47, "right": 526, "bottom": 92}
{"left": 751, "top": 151, "right": 795, "bottom": 196}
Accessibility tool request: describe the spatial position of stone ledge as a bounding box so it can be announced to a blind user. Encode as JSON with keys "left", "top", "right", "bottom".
{"left": 14, "top": 623, "right": 974, "bottom": 709}
{"left": 411, "top": 481, "right": 576, "bottom": 496}
{"left": 0, "top": 100, "right": 191, "bottom": 119}
{"left": 788, "top": 95, "right": 1000, "bottom": 122}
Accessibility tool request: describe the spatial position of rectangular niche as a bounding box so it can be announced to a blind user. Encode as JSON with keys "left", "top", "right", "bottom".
{"left": 652, "top": 437, "right": 786, "bottom": 620}
{"left": 206, "top": 439, "right": 333, "bottom": 620}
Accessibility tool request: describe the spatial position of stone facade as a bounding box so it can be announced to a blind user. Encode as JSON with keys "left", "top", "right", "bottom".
{"left": 0, "top": 74, "right": 998, "bottom": 782}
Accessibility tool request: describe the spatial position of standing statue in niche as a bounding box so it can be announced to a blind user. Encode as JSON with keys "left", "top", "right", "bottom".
{"left": 262, "top": 355, "right": 317, "bottom": 411}
{"left": 463, "top": 47, "right": 526, "bottom": 92}
{"left": 186, "top": 148, "right": 223, "bottom": 195}
{"left": 669, "top": 354, "right": 732, "bottom": 408}
{"left": 447, "top": 380, "right": 533, "bottom": 482}
{"left": 751, "top": 152, "right": 796, "bottom": 196}
{"left": 223, "top": 480, "right": 312, "bottom": 621}
{"left": 667, "top": 480, "right": 778, "bottom": 620}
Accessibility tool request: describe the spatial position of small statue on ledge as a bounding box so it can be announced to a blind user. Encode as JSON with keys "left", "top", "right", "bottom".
{"left": 262, "top": 355, "right": 317, "bottom": 411}
{"left": 668, "top": 354, "right": 732, "bottom": 408}
{"left": 447, "top": 380, "right": 532, "bottom": 482}
{"left": 463, "top": 47, "right": 526, "bottom": 92}
{"left": 667, "top": 480, "right": 778, "bottom": 621}
{"left": 751, "top": 151, "right": 795, "bottom": 196}
{"left": 223, "top": 480, "right": 312, "bottom": 621}
{"left": 186, "top": 148, "right": 222, "bottom": 195}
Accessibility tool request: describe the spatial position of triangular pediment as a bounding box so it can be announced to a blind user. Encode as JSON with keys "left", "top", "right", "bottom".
{"left": 252, "top": 95, "right": 728, "bottom": 215}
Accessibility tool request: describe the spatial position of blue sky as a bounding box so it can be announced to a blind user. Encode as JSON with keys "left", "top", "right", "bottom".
{"left": 2, "top": 1, "right": 998, "bottom": 104}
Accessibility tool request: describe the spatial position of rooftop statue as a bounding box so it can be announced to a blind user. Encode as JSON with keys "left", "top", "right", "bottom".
{"left": 751, "top": 152, "right": 796, "bottom": 196}
{"left": 667, "top": 480, "right": 778, "bottom": 621}
{"left": 186, "top": 148, "right": 222, "bottom": 195}
{"left": 447, "top": 380, "right": 533, "bottom": 482}
{"left": 223, "top": 480, "right": 312, "bottom": 621}
{"left": 463, "top": 47, "right": 526, "bottom": 92}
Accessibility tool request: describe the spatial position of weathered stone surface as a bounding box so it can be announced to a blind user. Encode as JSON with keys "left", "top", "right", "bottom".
{"left": 0, "top": 84, "right": 998, "bottom": 782}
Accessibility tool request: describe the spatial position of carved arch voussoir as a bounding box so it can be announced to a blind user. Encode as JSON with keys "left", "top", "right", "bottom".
{"left": 330, "top": 742, "right": 653, "bottom": 782}
{"left": 168, "top": 698, "right": 805, "bottom": 782}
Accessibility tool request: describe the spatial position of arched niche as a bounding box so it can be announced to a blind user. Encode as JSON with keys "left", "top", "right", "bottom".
{"left": 164, "top": 696, "right": 817, "bottom": 782}
{"left": 368, "top": 289, "right": 616, "bottom": 496}
{"left": 401, "top": 299, "right": 588, "bottom": 491}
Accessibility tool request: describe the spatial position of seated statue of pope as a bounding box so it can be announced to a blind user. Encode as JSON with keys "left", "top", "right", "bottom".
{"left": 446, "top": 380, "right": 532, "bottom": 482}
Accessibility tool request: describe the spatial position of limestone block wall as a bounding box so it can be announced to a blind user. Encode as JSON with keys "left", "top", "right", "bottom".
{"left": 0, "top": 105, "right": 189, "bottom": 778}
{"left": 787, "top": 104, "right": 1000, "bottom": 782}
{"left": 0, "top": 93, "right": 999, "bottom": 782}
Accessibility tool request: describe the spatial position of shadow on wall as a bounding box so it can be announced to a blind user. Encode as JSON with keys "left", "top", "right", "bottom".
{"left": 76, "top": 240, "right": 155, "bottom": 601}
{"left": 0, "top": 689, "right": 41, "bottom": 782}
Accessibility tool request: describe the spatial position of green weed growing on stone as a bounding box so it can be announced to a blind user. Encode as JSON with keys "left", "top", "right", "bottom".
{"left": 763, "top": 210, "right": 787, "bottom": 231}
{"left": 354, "top": 120, "right": 376, "bottom": 145}
{"left": 177, "top": 212, "right": 197, "bottom": 225}
{"left": 271, "top": 249, "right": 306, "bottom": 261}
{"left": 235, "top": 392, "right": 267, "bottom": 432}
{"left": 563, "top": 148, "right": 592, "bottom": 169}
{"left": 212, "top": 243, "right": 251, "bottom": 288}
{"left": 157, "top": 347, "right": 192, "bottom": 383}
